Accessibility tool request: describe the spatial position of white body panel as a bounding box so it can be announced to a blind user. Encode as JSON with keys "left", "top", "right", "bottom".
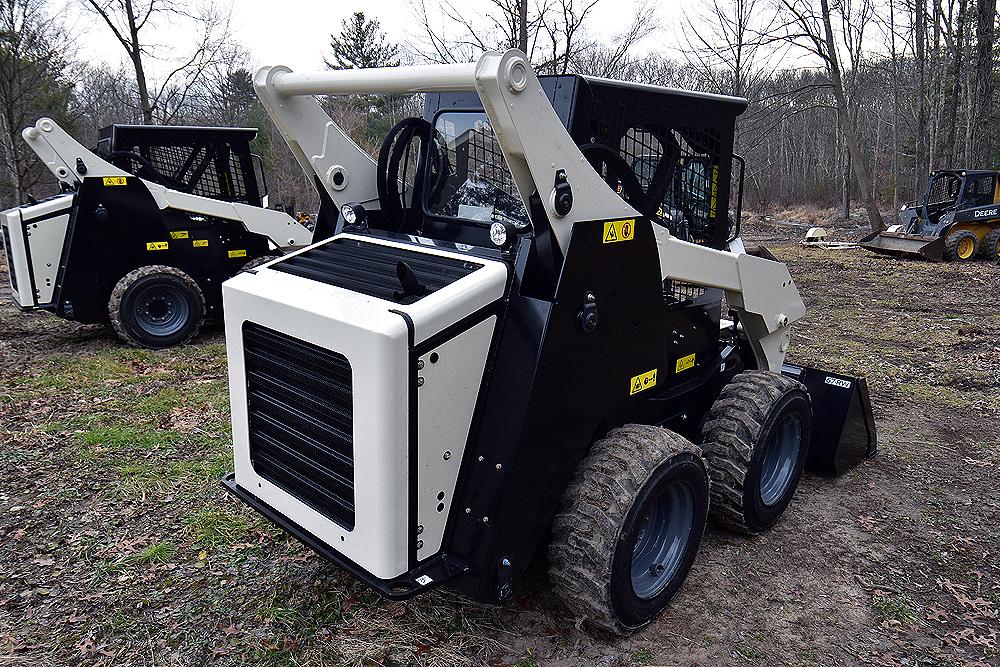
{"left": 224, "top": 235, "right": 507, "bottom": 579}
{"left": 1, "top": 194, "right": 74, "bottom": 308}
{"left": 225, "top": 272, "right": 412, "bottom": 579}
{"left": 415, "top": 315, "right": 496, "bottom": 560}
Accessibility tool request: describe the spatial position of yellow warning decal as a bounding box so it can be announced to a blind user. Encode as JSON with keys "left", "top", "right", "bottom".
{"left": 675, "top": 353, "right": 696, "bottom": 373}
{"left": 169, "top": 230, "right": 189, "bottom": 239}
{"left": 146, "top": 241, "right": 168, "bottom": 251}
{"left": 192, "top": 239, "right": 208, "bottom": 248}
{"left": 709, "top": 166, "right": 718, "bottom": 219}
{"left": 602, "top": 219, "right": 635, "bottom": 244}
{"left": 629, "top": 369, "right": 658, "bottom": 395}
{"left": 228, "top": 249, "right": 247, "bottom": 259}
{"left": 102, "top": 177, "right": 127, "bottom": 186}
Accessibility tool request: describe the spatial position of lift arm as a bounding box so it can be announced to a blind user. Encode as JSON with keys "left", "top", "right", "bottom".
{"left": 21, "top": 118, "right": 312, "bottom": 250}
{"left": 251, "top": 50, "right": 805, "bottom": 370}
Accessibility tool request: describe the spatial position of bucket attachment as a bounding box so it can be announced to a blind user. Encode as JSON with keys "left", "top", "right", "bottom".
{"left": 859, "top": 229, "right": 944, "bottom": 261}
{"left": 782, "top": 365, "right": 877, "bottom": 476}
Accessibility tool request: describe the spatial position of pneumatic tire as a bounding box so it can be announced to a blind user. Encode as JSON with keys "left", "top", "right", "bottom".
{"left": 701, "top": 371, "right": 811, "bottom": 535}
{"left": 108, "top": 265, "right": 205, "bottom": 348}
{"left": 943, "top": 230, "right": 978, "bottom": 262}
{"left": 979, "top": 228, "right": 1000, "bottom": 260}
{"left": 548, "top": 425, "right": 709, "bottom": 635}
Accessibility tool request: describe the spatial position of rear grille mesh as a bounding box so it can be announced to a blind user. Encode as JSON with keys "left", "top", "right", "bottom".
{"left": 243, "top": 322, "right": 355, "bottom": 529}
{"left": 272, "top": 238, "right": 481, "bottom": 304}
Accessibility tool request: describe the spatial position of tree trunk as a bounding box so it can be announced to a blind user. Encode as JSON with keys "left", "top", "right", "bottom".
{"left": 517, "top": 0, "right": 528, "bottom": 53}
{"left": 890, "top": 0, "right": 900, "bottom": 211}
{"left": 819, "top": 0, "right": 884, "bottom": 230}
{"left": 124, "top": 0, "right": 153, "bottom": 123}
{"left": 915, "top": 0, "right": 928, "bottom": 192}
{"left": 842, "top": 147, "right": 852, "bottom": 220}
{"left": 971, "top": 0, "right": 997, "bottom": 165}
{"left": 945, "top": 0, "right": 966, "bottom": 166}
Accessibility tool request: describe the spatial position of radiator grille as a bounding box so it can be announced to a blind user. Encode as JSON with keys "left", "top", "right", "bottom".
{"left": 273, "top": 238, "right": 481, "bottom": 304}
{"left": 243, "top": 322, "right": 355, "bottom": 529}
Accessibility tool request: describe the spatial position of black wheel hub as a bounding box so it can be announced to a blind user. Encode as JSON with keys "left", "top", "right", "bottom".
{"left": 132, "top": 284, "right": 190, "bottom": 336}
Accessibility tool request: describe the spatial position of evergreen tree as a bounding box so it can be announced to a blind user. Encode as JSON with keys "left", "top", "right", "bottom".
{"left": 325, "top": 12, "right": 400, "bottom": 70}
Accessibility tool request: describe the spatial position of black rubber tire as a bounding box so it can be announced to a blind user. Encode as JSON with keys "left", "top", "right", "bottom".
{"left": 548, "top": 424, "right": 709, "bottom": 635}
{"left": 979, "top": 228, "right": 1000, "bottom": 260}
{"left": 943, "top": 230, "right": 979, "bottom": 262}
{"left": 108, "top": 265, "right": 205, "bottom": 348}
{"left": 701, "top": 371, "right": 811, "bottom": 535}
{"left": 239, "top": 254, "right": 281, "bottom": 273}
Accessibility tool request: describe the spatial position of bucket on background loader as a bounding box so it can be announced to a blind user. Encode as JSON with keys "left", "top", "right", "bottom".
{"left": 859, "top": 229, "right": 945, "bottom": 262}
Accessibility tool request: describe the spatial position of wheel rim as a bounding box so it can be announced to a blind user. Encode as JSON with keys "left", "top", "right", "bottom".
{"left": 132, "top": 282, "right": 190, "bottom": 337}
{"left": 759, "top": 413, "right": 802, "bottom": 506}
{"left": 630, "top": 479, "right": 695, "bottom": 599}
{"left": 957, "top": 237, "right": 975, "bottom": 259}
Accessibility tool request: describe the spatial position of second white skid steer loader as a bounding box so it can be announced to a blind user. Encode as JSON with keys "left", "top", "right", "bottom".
{"left": 219, "top": 50, "right": 877, "bottom": 634}
{"left": 1, "top": 120, "right": 312, "bottom": 347}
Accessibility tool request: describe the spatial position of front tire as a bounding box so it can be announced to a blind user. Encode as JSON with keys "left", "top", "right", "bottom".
{"left": 944, "top": 230, "right": 979, "bottom": 262}
{"left": 701, "top": 371, "right": 811, "bottom": 535}
{"left": 548, "top": 425, "right": 709, "bottom": 635}
{"left": 108, "top": 265, "right": 205, "bottom": 348}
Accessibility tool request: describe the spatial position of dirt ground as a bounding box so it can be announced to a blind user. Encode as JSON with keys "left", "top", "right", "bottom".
{"left": 1, "top": 223, "right": 998, "bottom": 667}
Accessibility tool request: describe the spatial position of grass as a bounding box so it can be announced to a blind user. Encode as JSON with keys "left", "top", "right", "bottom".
{"left": 184, "top": 509, "right": 255, "bottom": 547}
{"left": 631, "top": 647, "right": 654, "bottom": 664}
{"left": 872, "top": 593, "right": 918, "bottom": 625}
{"left": 135, "top": 541, "right": 178, "bottom": 564}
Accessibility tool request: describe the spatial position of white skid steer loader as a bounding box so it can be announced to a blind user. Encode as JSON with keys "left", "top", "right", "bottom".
{"left": 220, "top": 50, "right": 877, "bottom": 634}
{"left": 1, "top": 120, "right": 312, "bottom": 347}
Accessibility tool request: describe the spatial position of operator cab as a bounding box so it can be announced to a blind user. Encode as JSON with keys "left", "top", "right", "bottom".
{"left": 316, "top": 76, "right": 745, "bottom": 257}
{"left": 96, "top": 124, "right": 269, "bottom": 207}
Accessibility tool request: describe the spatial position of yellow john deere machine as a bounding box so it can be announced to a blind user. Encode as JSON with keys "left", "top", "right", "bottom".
{"left": 861, "top": 170, "right": 1000, "bottom": 262}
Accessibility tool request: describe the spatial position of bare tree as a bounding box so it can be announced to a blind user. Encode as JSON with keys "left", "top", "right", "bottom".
{"left": 0, "top": 0, "right": 72, "bottom": 206}
{"left": 772, "top": 0, "right": 885, "bottom": 229}
{"left": 80, "top": 0, "right": 230, "bottom": 124}
{"left": 681, "top": 0, "right": 782, "bottom": 99}
{"left": 410, "top": 0, "right": 642, "bottom": 73}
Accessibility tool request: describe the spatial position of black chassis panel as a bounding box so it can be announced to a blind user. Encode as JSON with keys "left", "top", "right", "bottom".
{"left": 53, "top": 176, "right": 271, "bottom": 323}
{"left": 440, "top": 216, "right": 735, "bottom": 602}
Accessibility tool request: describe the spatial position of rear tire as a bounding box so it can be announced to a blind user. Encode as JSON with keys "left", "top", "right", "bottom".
{"left": 979, "top": 228, "right": 1000, "bottom": 260}
{"left": 239, "top": 254, "right": 281, "bottom": 273}
{"left": 548, "top": 425, "right": 709, "bottom": 635}
{"left": 701, "top": 371, "right": 811, "bottom": 535}
{"left": 943, "top": 230, "right": 979, "bottom": 262}
{"left": 108, "top": 265, "right": 205, "bottom": 348}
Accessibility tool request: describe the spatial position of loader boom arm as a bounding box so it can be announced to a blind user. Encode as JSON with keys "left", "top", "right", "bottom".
{"left": 253, "top": 50, "right": 804, "bottom": 370}
{"left": 21, "top": 118, "right": 312, "bottom": 250}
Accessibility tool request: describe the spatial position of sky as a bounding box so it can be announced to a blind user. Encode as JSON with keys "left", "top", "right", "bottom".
{"left": 58, "top": 0, "right": 684, "bottom": 78}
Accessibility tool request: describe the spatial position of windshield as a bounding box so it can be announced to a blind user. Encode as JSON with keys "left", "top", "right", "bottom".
{"left": 426, "top": 112, "right": 530, "bottom": 228}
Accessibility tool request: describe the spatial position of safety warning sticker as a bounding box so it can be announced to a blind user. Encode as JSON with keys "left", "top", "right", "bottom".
{"left": 146, "top": 241, "right": 168, "bottom": 251}
{"left": 629, "top": 369, "right": 657, "bottom": 395}
{"left": 102, "top": 177, "right": 127, "bottom": 186}
{"left": 169, "top": 230, "right": 189, "bottom": 239}
{"left": 228, "top": 249, "right": 247, "bottom": 258}
{"left": 675, "top": 353, "right": 696, "bottom": 373}
{"left": 603, "top": 219, "right": 635, "bottom": 244}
